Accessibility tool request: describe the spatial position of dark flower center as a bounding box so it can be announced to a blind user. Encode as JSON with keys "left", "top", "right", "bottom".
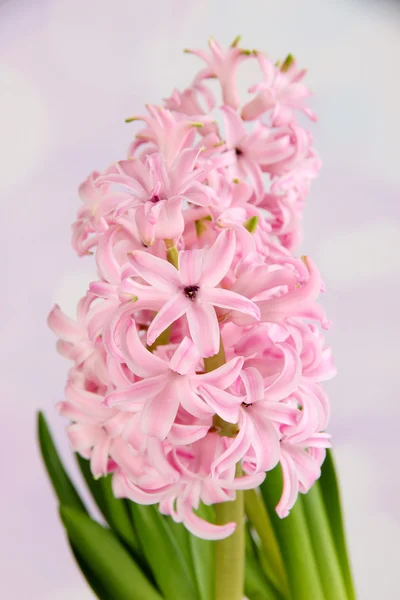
{"left": 235, "top": 147, "right": 243, "bottom": 156}
{"left": 150, "top": 194, "right": 161, "bottom": 203}
{"left": 184, "top": 285, "right": 200, "bottom": 300}
{"left": 241, "top": 402, "right": 252, "bottom": 408}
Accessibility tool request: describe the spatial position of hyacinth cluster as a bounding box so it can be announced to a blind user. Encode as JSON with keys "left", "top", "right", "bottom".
{"left": 49, "top": 38, "right": 335, "bottom": 540}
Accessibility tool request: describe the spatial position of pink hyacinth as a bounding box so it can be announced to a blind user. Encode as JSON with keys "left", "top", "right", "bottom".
{"left": 49, "top": 37, "right": 334, "bottom": 539}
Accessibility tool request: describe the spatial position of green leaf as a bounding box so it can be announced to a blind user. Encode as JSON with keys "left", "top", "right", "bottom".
{"left": 302, "top": 483, "right": 347, "bottom": 600}
{"left": 319, "top": 450, "right": 356, "bottom": 600}
{"left": 244, "top": 488, "right": 289, "bottom": 597}
{"left": 60, "top": 506, "right": 162, "bottom": 600}
{"left": 37, "top": 412, "right": 87, "bottom": 513}
{"left": 245, "top": 526, "right": 282, "bottom": 600}
{"left": 163, "top": 516, "right": 197, "bottom": 584}
{"left": 69, "top": 537, "right": 110, "bottom": 599}
{"left": 76, "top": 453, "right": 108, "bottom": 516}
{"left": 260, "top": 465, "right": 325, "bottom": 600}
{"left": 76, "top": 455, "right": 140, "bottom": 555}
{"left": 188, "top": 504, "right": 215, "bottom": 600}
{"left": 130, "top": 503, "right": 201, "bottom": 600}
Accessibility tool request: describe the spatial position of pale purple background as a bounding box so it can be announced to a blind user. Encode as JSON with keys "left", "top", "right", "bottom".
{"left": 2, "top": 0, "right": 400, "bottom": 598}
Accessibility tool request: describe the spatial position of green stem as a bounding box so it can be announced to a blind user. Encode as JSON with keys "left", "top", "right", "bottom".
{"left": 204, "top": 339, "right": 239, "bottom": 437}
{"left": 244, "top": 488, "right": 289, "bottom": 597}
{"left": 164, "top": 239, "right": 179, "bottom": 269}
{"left": 215, "top": 488, "right": 245, "bottom": 600}
{"left": 204, "top": 340, "right": 244, "bottom": 600}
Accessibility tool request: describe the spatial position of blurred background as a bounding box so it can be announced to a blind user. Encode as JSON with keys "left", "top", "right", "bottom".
{"left": 1, "top": 0, "right": 399, "bottom": 597}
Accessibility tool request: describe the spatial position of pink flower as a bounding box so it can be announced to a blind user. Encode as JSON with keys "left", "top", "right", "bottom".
{"left": 220, "top": 105, "right": 294, "bottom": 198}
{"left": 114, "top": 433, "right": 265, "bottom": 540}
{"left": 128, "top": 229, "right": 260, "bottom": 356}
{"left": 104, "top": 321, "right": 244, "bottom": 439}
{"left": 242, "top": 52, "right": 317, "bottom": 125}
{"left": 96, "top": 149, "right": 215, "bottom": 246}
{"left": 72, "top": 170, "right": 125, "bottom": 256}
{"left": 126, "top": 105, "right": 206, "bottom": 166}
{"left": 48, "top": 38, "right": 334, "bottom": 539}
{"left": 185, "top": 37, "right": 253, "bottom": 109}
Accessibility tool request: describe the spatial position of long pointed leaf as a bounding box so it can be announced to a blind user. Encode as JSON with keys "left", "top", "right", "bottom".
{"left": 302, "top": 483, "right": 347, "bottom": 600}
{"left": 60, "top": 505, "right": 162, "bottom": 600}
{"left": 244, "top": 488, "right": 289, "bottom": 597}
{"left": 260, "top": 465, "right": 325, "bottom": 600}
{"left": 319, "top": 450, "right": 356, "bottom": 600}
{"left": 76, "top": 455, "right": 140, "bottom": 555}
{"left": 69, "top": 537, "right": 110, "bottom": 599}
{"left": 245, "top": 526, "right": 282, "bottom": 600}
{"left": 130, "top": 503, "right": 200, "bottom": 600}
{"left": 37, "top": 412, "right": 87, "bottom": 513}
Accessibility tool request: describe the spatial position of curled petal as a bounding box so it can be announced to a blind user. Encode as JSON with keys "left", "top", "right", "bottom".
{"left": 264, "top": 343, "right": 302, "bottom": 401}
{"left": 179, "top": 498, "right": 236, "bottom": 540}
{"left": 203, "top": 287, "right": 260, "bottom": 321}
{"left": 169, "top": 337, "right": 199, "bottom": 375}
{"left": 104, "top": 376, "right": 165, "bottom": 408}
{"left": 200, "top": 229, "right": 236, "bottom": 287}
{"left": 186, "top": 302, "right": 220, "bottom": 358}
{"left": 195, "top": 356, "right": 244, "bottom": 389}
{"left": 141, "top": 387, "right": 180, "bottom": 440}
{"left": 129, "top": 251, "right": 180, "bottom": 292}
{"left": 147, "top": 294, "right": 189, "bottom": 346}
{"left": 122, "top": 319, "right": 168, "bottom": 378}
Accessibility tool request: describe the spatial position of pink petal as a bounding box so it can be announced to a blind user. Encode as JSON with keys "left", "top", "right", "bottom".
{"left": 200, "top": 229, "right": 236, "bottom": 287}
{"left": 170, "top": 147, "right": 200, "bottom": 185}
{"left": 221, "top": 105, "right": 247, "bottom": 148}
{"left": 186, "top": 302, "right": 220, "bottom": 358}
{"left": 240, "top": 367, "right": 264, "bottom": 403}
{"left": 47, "top": 305, "right": 83, "bottom": 342}
{"left": 168, "top": 337, "right": 199, "bottom": 375}
{"left": 203, "top": 287, "right": 260, "bottom": 321}
{"left": 155, "top": 196, "right": 185, "bottom": 240}
{"left": 96, "top": 226, "right": 122, "bottom": 284}
{"left": 197, "top": 384, "right": 242, "bottom": 423}
{"left": 264, "top": 343, "right": 301, "bottom": 401}
{"left": 179, "top": 249, "right": 204, "bottom": 286}
{"left": 129, "top": 251, "right": 180, "bottom": 292}
{"left": 90, "top": 435, "right": 111, "bottom": 479}
{"left": 104, "top": 376, "right": 166, "bottom": 408}
{"left": 251, "top": 417, "right": 280, "bottom": 472}
{"left": 168, "top": 423, "right": 210, "bottom": 445}
{"left": 135, "top": 204, "right": 157, "bottom": 247}
{"left": 211, "top": 414, "right": 251, "bottom": 476}
{"left": 112, "top": 473, "right": 164, "bottom": 505}
{"left": 146, "top": 437, "right": 180, "bottom": 483}
{"left": 141, "top": 387, "right": 180, "bottom": 440}
{"left": 275, "top": 453, "right": 299, "bottom": 518}
{"left": 195, "top": 356, "right": 244, "bottom": 389}
{"left": 121, "top": 319, "right": 168, "bottom": 378}
{"left": 180, "top": 500, "right": 236, "bottom": 540}
{"left": 147, "top": 294, "right": 189, "bottom": 346}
